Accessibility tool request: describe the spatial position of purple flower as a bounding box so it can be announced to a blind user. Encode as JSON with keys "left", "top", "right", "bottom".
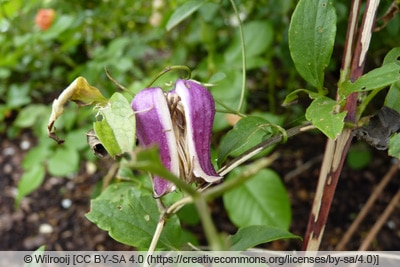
{"left": 131, "top": 79, "right": 222, "bottom": 197}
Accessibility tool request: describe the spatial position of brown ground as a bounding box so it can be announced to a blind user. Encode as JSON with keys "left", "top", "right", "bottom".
{"left": 1, "top": 125, "right": 400, "bottom": 251}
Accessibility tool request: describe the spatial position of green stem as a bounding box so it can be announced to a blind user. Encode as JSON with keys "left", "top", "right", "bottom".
{"left": 105, "top": 68, "right": 132, "bottom": 95}
{"left": 194, "top": 196, "right": 224, "bottom": 250}
{"left": 146, "top": 65, "right": 191, "bottom": 88}
{"left": 215, "top": 98, "right": 247, "bottom": 117}
{"left": 218, "top": 123, "right": 313, "bottom": 176}
{"left": 165, "top": 196, "right": 193, "bottom": 215}
{"left": 229, "top": 0, "right": 246, "bottom": 112}
{"left": 206, "top": 155, "right": 279, "bottom": 201}
{"left": 133, "top": 148, "right": 199, "bottom": 196}
{"left": 151, "top": 167, "right": 198, "bottom": 197}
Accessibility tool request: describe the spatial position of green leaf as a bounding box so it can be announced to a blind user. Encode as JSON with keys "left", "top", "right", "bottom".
{"left": 117, "top": 165, "right": 136, "bottom": 180}
{"left": 0, "top": 67, "right": 11, "bottom": 79}
{"left": 22, "top": 140, "right": 52, "bottom": 170}
{"left": 346, "top": 144, "right": 372, "bottom": 170}
{"left": 383, "top": 47, "right": 400, "bottom": 65}
{"left": 94, "top": 92, "right": 136, "bottom": 157}
{"left": 243, "top": 21, "right": 274, "bottom": 59}
{"left": 208, "top": 72, "right": 226, "bottom": 84}
{"left": 217, "top": 116, "right": 273, "bottom": 166}
{"left": 289, "top": 0, "right": 337, "bottom": 90}
{"left": 228, "top": 225, "right": 301, "bottom": 250}
{"left": 224, "top": 20, "right": 274, "bottom": 66}
{"left": 166, "top": 0, "right": 207, "bottom": 31}
{"left": 389, "top": 133, "right": 400, "bottom": 159}
{"left": 213, "top": 70, "right": 244, "bottom": 131}
{"left": 385, "top": 81, "right": 400, "bottom": 113}
{"left": 282, "top": 88, "right": 325, "bottom": 106}
{"left": 14, "top": 104, "right": 49, "bottom": 128}
{"left": 7, "top": 84, "right": 31, "bottom": 108}
{"left": 340, "top": 62, "right": 400, "bottom": 96}
{"left": 94, "top": 119, "right": 120, "bottom": 156}
{"left": 16, "top": 164, "right": 45, "bottom": 206}
{"left": 305, "top": 96, "right": 346, "bottom": 139}
{"left": 177, "top": 203, "right": 200, "bottom": 226}
{"left": 223, "top": 168, "right": 291, "bottom": 230}
{"left": 104, "top": 37, "right": 131, "bottom": 58}
{"left": 86, "top": 183, "right": 181, "bottom": 249}
{"left": 40, "top": 15, "right": 75, "bottom": 40}
{"left": 65, "top": 128, "right": 91, "bottom": 151}
{"left": 47, "top": 146, "right": 80, "bottom": 177}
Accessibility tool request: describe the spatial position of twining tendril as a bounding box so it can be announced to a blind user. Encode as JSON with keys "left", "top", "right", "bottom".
{"left": 146, "top": 65, "right": 191, "bottom": 88}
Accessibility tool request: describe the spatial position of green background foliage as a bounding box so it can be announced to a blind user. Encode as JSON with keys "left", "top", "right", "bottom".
{"left": 2, "top": 0, "right": 400, "bottom": 250}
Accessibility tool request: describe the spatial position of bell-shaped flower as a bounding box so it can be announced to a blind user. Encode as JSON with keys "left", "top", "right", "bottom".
{"left": 131, "top": 79, "right": 222, "bottom": 197}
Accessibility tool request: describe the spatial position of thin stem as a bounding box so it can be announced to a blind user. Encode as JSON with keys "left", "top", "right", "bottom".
{"left": 133, "top": 149, "right": 199, "bottom": 197}
{"left": 284, "top": 154, "right": 323, "bottom": 181}
{"left": 358, "top": 189, "right": 400, "bottom": 250}
{"left": 194, "top": 196, "right": 224, "bottom": 250}
{"left": 147, "top": 216, "right": 165, "bottom": 254}
{"left": 155, "top": 169, "right": 198, "bottom": 197}
{"left": 229, "top": 0, "right": 246, "bottom": 112}
{"left": 207, "top": 154, "right": 279, "bottom": 201}
{"left": 218, "top": 123, "right": 313, "bottom": 176}
{"left": 105, "top": 68, "right": 132, "bottom": 95}
{"left": 146, "top": 65, "right": 191, "bottom": 88}
{"left": 336, "top": 160, "right": 400, "bottom": 250}
{"left": 101, "top": 162, "right": 119, "bottom": 191}
{"left": 165, "top": 196, "right": 193, "bottom": 215}
{"left": 215, "top": 99, "right": 247, "bottom": 117}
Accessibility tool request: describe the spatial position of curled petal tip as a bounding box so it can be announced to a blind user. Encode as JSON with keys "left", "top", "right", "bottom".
{"left": 175, "top": 80, "right": 222, "bottom": 182}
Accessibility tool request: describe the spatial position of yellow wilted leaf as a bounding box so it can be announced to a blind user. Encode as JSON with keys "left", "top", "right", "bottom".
{"left": 48, "top": 77, "right": 108, "bottom": 144}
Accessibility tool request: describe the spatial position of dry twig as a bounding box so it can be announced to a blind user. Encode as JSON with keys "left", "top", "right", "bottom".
{"left": 336, "top": 160, "right": 400, "bottom": 250}
{"left": 359, "top": 188, "right": 400, "bottom": 250}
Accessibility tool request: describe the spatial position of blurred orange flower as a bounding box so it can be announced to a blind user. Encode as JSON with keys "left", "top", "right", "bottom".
{"left": 35, "top": 9, "right": 55, "bottom": 31}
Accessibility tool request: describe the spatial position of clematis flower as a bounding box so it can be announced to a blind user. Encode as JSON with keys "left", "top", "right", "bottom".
{"left": 131, "top": 79, "right": 222, "bottom": 197}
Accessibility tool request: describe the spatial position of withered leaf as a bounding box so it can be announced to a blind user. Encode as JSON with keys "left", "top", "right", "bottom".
{"left": 48, "top": 77, "right": 108, "bottom": 144}
{"left": 354, "top": 106, "right": 400, "bottom": 150}
{"left": 86, "top": 129, "right": 109, "bottom": 158}
{"left": 374, "top": 1, "right": 399, "bottom": 32}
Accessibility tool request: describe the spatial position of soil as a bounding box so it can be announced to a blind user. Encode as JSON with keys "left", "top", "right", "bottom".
{"left": 1, "top": 123, "right": 400, "bottom": 251}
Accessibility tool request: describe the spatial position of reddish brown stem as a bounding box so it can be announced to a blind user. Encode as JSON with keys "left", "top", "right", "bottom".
{"left": 345, "top": 0, "right": 380, "bottom": 122}
{"left": 302, "top": 130, "right": 353, "bottom": 251}
{"left": 302, "top": 0, "right": 380, "bottom": 251}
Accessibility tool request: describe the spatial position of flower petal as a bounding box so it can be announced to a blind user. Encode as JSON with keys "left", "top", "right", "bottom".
{"left": 131, "top": 87, "right": 178, "bottom": 197}
{"left": 175, "top": 79, "right": 222, "bottom": 182}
